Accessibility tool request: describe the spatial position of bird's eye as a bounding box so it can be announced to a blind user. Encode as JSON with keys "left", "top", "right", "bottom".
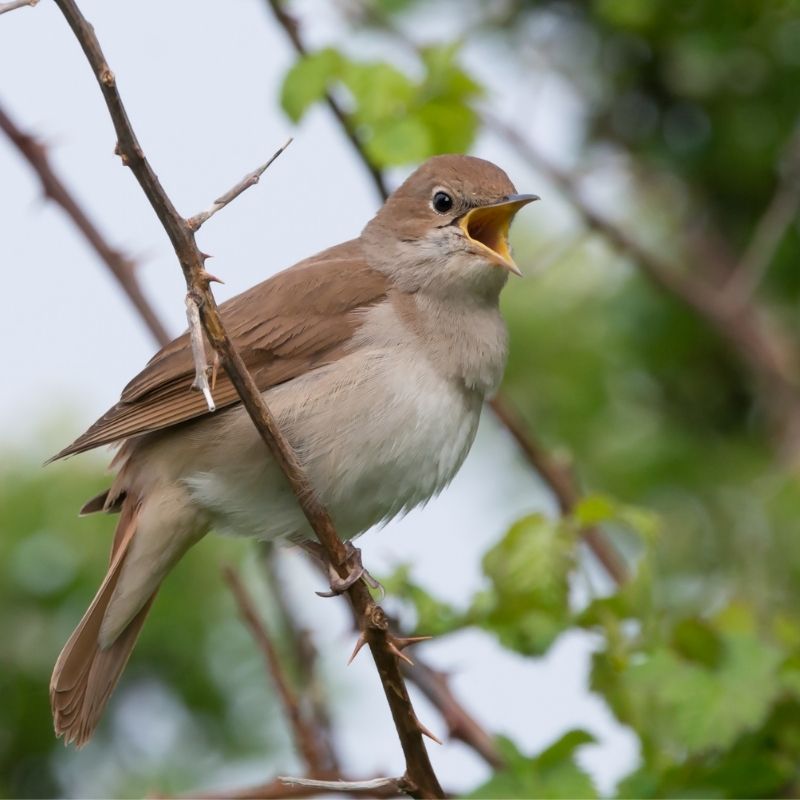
{"left": 432, "top": 190, "right": 453, "bottom": 214}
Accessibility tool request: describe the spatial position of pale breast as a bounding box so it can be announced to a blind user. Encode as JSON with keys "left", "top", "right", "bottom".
{"left": 180, "top": 299, "right": 491, "bottom": 542}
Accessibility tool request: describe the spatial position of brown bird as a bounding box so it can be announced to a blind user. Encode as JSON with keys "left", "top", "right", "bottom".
{"left": 49, "top": 153, "right": 537, "bottom": 746}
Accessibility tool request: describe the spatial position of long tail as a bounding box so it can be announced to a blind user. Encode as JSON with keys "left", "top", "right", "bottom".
{"left": 50, "top": 498, "right": 155, "bottom": 747}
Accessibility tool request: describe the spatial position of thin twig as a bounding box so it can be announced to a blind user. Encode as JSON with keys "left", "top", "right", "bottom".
{"left": 187, "top": 775, "right": 406, "bottom": 799}
{"left": 223, "top": 566, "right": 331, "bottom": 778}
{"left": 262, "top": 0, "right": 389, "bottom": 202}
{"left": 259, "top": 544, "right": 341, "bottom": 774}
{"left": 724, "top": 122, "right": 800, "bottom": 306}
{"left": 279, "top": 775, "right": 410, "bottom": 794}
{"left": 0, "top": 103, "right": 170, "bottom": 347}
{"left": 490, "top": 394, "right": 629, "bottom": 584}
{"left": 185, "top": 293, "right": 216, "bottom": 411}
{"left": 187, "top": 139, "right": 293, "bottom": 231}
{"left": 53, "top": 2, "right": 443, "bottom": 796}
{"left": 0, "top": 0, "right": 37, "bottom": 15}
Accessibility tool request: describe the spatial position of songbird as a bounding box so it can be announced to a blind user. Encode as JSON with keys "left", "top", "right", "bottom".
{"left": 49, "top": 153, "right": 537, "bottom": 746}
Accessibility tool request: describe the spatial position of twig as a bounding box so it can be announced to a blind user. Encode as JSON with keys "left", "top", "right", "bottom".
{"left": 187, "top": 139, "right": 293, "bottom": 231}
{"left": 53, "top": 2, "right": 443, "bottom": 796}
{"left": 0, "top": 0, "right": 37, "bottom": 15}
{"left": 724, "top": 122, "right": 800, "bottom": 306}
{"left": 259, "top": 544, "right": 341, "bottom": 774}
{"left": 187, "top": 775, "right": 405, "bottom": 799}
{"left": 489, "top": 395, "right": 629, "bottom": 584}
{"left": 279, "top": 775, "right": 410, "bottom": 794}
{"left": 223, "top": 566, "right": 331, "bottom": 778}
{"left": 0, "top": 103, "right": 170, "bottom": 347}
{"left": 185, "top": 293, "right": 216, "bottom": 412}
{"left": 262, "top": 0, "right": 389, "bottom": 202}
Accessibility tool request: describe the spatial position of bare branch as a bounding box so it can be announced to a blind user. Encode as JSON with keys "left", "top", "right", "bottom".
{"left": 53, "top": 2, "right": 442, "bottom": 795}
{"left": 0, "top": 103, "right": 170, "bottom": 347}
{"left": 188, "top": 138, "right": 293, "bottom": 231}
{"left": 262, "top": 0, "right": 389, "bottom": 202}
{"left": 259, "top": 544, "right": 341, "bottom": 774}
{"left": 279, "top": 775, "right": 410, "bottom": 794}
{"left": 223, "top": 566, "right": 331, "bottom": 778}
{"left": 185, "top": 293, "right": 216, "bottom": 411}
{"left": 724, "top": 122, "right": 800, "bottom": 306}
{"left": 489, "top": 395, "right": 629, "bottom": 584}
{"left": 188, "top": 775, "right": 407, "bottom": 799}
{"left": 0, "top": 0, "right": 37, "bottom": 15}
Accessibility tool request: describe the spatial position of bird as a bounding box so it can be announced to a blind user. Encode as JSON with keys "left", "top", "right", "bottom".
{"left": 48, "top": 153, "right": 537, "bottom": 746}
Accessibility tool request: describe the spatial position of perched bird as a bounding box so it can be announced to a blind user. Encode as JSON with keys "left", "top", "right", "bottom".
{"left": 49, "top": 153, "right": 537, "bottom": 746}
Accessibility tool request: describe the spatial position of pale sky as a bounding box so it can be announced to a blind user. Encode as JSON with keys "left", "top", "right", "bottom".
{"left": 0, "top": 1, "right": 637, "bottom": 795}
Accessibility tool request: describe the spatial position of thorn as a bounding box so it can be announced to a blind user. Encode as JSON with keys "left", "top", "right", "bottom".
{"left": 387, "top": 641, "right": 415, "bottom": 666}
{"left": 415, "top": 717, "right": 443, "bottom": 745}
{"left": 199, "top": 269, "right": 224, "bottom": 284}
{"left": 347, "top": 633, "right": 368, "bottom": 665}
{"left": 390, "top": 635, "right": 433, "bottom": 651}
{"left": 199, "top": 251, "right": 214, "bottom": 261}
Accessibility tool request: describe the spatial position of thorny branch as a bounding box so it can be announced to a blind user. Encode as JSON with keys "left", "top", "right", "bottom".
{"left": 53, "top": 1, "right": 442, "bottom": 795}
{"left": 262, "top": 0, "right": 628, "bottom": 585}
{"left": 0, "top": 103, "right": 170, "bottom": 347}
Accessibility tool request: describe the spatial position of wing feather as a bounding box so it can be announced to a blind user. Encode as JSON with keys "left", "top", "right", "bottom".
{"left": 50, "top": 241, "right": 387, "bottom": 461}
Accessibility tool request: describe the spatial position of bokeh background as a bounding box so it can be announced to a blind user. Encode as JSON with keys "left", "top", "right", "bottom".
{"left": 2, "top": 0, "right": 800, "bottom": 797}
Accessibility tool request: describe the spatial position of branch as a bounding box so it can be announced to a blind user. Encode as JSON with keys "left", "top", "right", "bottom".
{"left": 187, "top": 140, "right": 293, "bottom": 231}
{"left": 262, "top": 0, "right": 389, "bottom": 202}
{"left": 188, "top": 775, "right": 405, "bottom": 799}
{"left": 0, "top": 0, "right": 37, "bottom": 14}
{"left": 259, "top": 544, "right": 340, "bottom": 774}
{"left": 279, "top": 776, "right": 411, "bottom": 795}
{"left": 489, "top": 395, "right": 629, "bottom": 584}
{"left": 53, "top": 2, "right": 442, "bottom": 796}
{"left": 724, "top": 121, "right": 800, "bottom": 306}
{"left": 483, "top": 113, "right": 800, "bottom": 449}
{"left": 0, "top": 103, "right": 170, "bottom": 347}
{"left": 222, "top": 566, "right": 331, "bottom": 778}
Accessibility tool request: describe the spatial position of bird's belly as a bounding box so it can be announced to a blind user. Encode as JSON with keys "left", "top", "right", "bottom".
{"left": 182, "top": 350, "right": 482, "bottom": 542}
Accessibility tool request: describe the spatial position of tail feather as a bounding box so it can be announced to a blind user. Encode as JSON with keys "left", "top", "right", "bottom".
{"left": 50, "top": 499, "right": 153, "bottom": 747}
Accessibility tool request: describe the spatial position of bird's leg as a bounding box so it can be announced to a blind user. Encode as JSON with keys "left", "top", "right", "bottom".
{"left": 300, "top": 541, "right": 383, "bottom": 598}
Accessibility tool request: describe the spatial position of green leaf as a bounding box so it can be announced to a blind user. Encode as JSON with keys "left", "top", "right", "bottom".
{"left": 280, "top": 48, "right": 343, "bottom": 122}
{"left": 670, "top": 617, "right": 723, "bottom": 669}
{"left": 340, "top": 60, "right": 416, "bottom": 124}
{"left": 363, "top": 116, "right": 432, "bottom": 166}
{"left": 470, "top": 733, "right": 597, "bottom": 799}
{"left": 476, "top": 514, "right": 574, "bottom": 655}
{"left": 416, "top": 101, "right": 479, "bottom": 154}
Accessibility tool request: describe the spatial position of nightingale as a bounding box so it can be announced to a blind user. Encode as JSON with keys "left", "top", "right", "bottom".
{"left": 49, "top": 153, "right": 537, "bottom": 746}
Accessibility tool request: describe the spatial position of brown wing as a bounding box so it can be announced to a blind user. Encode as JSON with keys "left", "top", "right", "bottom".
{"left": 50, "top": 240, "right": 388, "bottom": 461}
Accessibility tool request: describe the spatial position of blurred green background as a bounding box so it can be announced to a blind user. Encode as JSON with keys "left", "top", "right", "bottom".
{"left": 3, "top": 0, "right": 800, "bottom": 797}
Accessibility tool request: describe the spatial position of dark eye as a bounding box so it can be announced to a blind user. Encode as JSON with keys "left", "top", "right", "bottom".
{"left": 432, "top": 190, "right": 453, "bottom": 213}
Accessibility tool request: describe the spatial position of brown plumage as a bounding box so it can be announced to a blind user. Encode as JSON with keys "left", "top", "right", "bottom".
{"left": 51, "top": 241, "right": 388, "bottom": 461}
{"left": 48, "top": 154, "right": 535, "bottom": 747}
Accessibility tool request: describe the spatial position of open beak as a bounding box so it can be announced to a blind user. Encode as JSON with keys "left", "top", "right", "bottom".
{"left": 458, "top": 193, "right": 539, "bottom": 276}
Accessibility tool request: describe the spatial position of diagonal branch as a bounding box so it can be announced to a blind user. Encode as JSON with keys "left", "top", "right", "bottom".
{"left": 0, "top": 0, "right": 37, "bottom": 15}
{"left": 52, "top": 2, "right": 442, "bottom": 796}
{"left": 223, "top": 566, "right": 332, "bottom": 778}
{"left": 263, "top": 0, "right": 389, "bottom": 202}
{"left": 0, "top": 103, "right": 170, "bottom": 347}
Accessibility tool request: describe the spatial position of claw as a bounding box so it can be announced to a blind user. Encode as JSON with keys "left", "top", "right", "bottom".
{"left": 310, "top": 543, "right": 384, "bottom": 598}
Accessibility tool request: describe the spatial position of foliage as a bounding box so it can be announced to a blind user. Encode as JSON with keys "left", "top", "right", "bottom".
{"left": 277, "top": 0, "right": 800, "bottom": 796}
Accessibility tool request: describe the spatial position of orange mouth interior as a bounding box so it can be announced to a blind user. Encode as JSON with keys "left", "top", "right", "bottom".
{"left": 460, "top": 204, "right": 514, "bottom": 264}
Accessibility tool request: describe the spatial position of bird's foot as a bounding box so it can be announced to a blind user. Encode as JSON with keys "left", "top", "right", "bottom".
{"left": 301, "top": 541, "right": 383, "bottom": 598}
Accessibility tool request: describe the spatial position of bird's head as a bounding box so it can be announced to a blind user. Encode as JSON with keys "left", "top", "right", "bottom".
{"left": 363, "top": 154, "right": 538, "bottom": 298}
